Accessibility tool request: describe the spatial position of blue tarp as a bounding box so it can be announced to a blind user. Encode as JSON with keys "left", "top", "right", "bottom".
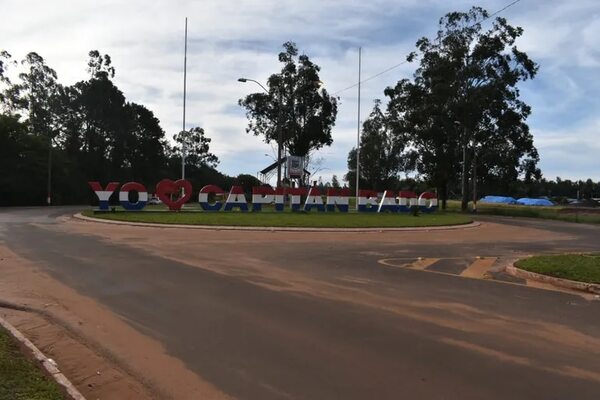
{"left": 516, "top": 198, "right": 555, "bottom": 206}
{"left": 479, "top": 196, "right": 517, "bottom": 204}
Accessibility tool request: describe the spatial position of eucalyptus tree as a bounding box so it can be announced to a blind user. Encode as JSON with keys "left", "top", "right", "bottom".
{"left": 346, "top": 100, "right": 408, "bottom": 192}
{"left": 385, "top": 7, "right": 539, "bottom": 209}
{"left": 173, "top": 126, "right": 219, "bottom": 169}
{"left": 239, "top": 42, "right": 338, "bottom": 184}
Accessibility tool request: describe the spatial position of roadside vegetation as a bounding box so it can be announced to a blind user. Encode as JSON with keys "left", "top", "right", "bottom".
{"left": 82, "top": 208, "right": 471, "bottom": 228}
{"left": 515, "top": 254, "right": 600, "bottom": 284}
{"left": 0, "top": 327, "right": 64, "bottom": 400}
{"left": 445, "top": 200, "right": 600, "bottom": 224}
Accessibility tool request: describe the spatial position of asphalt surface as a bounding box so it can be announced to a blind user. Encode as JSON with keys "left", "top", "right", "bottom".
{"left": 1, "top": 207, "right": 600, "bottom": 400}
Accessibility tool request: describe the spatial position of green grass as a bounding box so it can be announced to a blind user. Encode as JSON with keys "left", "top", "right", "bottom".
{"left": 515, "top": 254, "right": 600, "bottom": 284}
{"left": 82, "top": 208, "right": 472, "bottom": 228}
{"left": 0, "top": 328, "right": 65, "bottom": 400}
{"left": 445, "top": 200, "right": 600, "bottom": 224}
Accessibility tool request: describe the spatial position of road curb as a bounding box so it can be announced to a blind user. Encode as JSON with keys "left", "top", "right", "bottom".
{"left": 72, "top": 213, "right": 480, "bottom": 232}
{"left": 0, "top": 314, "right": 86, "bottom": 400}
{"left": 506, "top": 265, "right": 600, "bottom": 295}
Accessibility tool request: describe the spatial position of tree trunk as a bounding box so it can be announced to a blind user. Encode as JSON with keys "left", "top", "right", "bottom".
{"left": 438, "top": 182, "right": 448, "bottom": 210}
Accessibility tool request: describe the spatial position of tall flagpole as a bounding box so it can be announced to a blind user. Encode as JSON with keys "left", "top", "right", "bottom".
{"left": 355, "top": 47, "right": 361, "bottom": 210}
{"left": 181, "top": 17, "right": 188, "bottom": 181}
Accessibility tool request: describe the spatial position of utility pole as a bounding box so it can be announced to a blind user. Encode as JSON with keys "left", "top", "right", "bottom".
{"left": 181, "top": 17, "right": 188, "bottom": 181}
{"left": 355, "top": 47, "right": 361, "bottom": 210}
{"left": 46, "top": 132, "right": 52, "bottom": 205}
{"left": 472, "top": 147, "right": 477, "bottom": 213}
{"left": 454, "top": 120, "right": 469, "bottom": 212}
{"left": 277, "top": 87, "right": 283, "bottom": 188}
{"left": 460, "top": 126, "right": 469, "bottom": 212}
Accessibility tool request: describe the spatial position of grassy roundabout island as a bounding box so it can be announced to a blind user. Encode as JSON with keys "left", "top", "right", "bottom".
{"left": 515, "top": 254, "right": 600, "bottom": 284}
{"left": 82, "top": 208, "right": 472, "bottom": 229}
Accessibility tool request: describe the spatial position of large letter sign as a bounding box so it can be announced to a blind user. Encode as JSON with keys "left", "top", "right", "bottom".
{"left": 252, "top": 186, "right": 279, "bottom": 211}
{"left": 287, "top": 188, "right": 307, "bottom": 212}
{"left": 224, "top": 186, "right": 249, "bottom": 212}
{"left": 397, "top": 191, "right": 417, "bottom": 212}
{"left": 89, "top": 181, "right": 119, "bottom": 210}
{"left": 119, "top": 182, "right": 148, "bottom": 210}
{"left": 156, "top": 179, "right": 192, "bottom": 211}
{"left": 304, "top": 187, "right": 325, "bottom": 212}
{"left": 378, "top": 191, "right": 399, "bottom": 213}
{"left": 198, "top": 185, "right": 225, "bottom": 211}
{"left": 418, "top": 191, "right": 438, "bottom": 213}
{"left": 357, "top": 190, "right": 379, "bottom": 212}
{"left": 89, "top": 180, "right": 438, "bottom": 214}
{"left": 326, "top": 188, "right": 350, "bottom": 212}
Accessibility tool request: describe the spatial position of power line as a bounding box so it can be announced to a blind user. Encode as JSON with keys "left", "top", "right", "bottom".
{"left": 333, "top": 0, "right": 523, "bottom": 96}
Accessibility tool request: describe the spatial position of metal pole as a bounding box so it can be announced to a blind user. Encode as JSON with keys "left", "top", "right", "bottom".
{"left": 461, "top": 129, "right": 468, "bottom": 212}
{"left": 46, "top": 134, "right": 52, "bottom": 205}
{"left": 472, "top": 148, "right": 477, "bottom": 213}
{"left": 181, "top": 17, "right": 188, "bottom": 181}
{"left": 355, "top": 47, "right": 361, "bottom": 210}
{"left": 277, "top": 88, "right": 282, "bottom": 188}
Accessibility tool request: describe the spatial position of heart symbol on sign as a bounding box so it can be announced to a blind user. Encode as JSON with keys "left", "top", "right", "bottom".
{"left": 155, "top": 179, "right": 192, "bottom": 210}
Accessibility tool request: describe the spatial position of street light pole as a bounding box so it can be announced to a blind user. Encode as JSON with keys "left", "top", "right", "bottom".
{"left": 356, "top": 47, "right": 362, "bottom": 210}
{"left": 454, "top": 120, "right": 469, "bottom": 212}
{"left": 46, "top": 133, "right": 52, "bottom": 205}
{"left": 181, "top": 17, "right": 188, "bottom": 181}
{"left": 238, "top": 77, "right": 283, "bottom": 188}
{"left": 276, "top": 88, "right": 283, "bottom": 188}
{"left": 461, "top": 132, "right": 467, "bottom": 211}
{"left": 472, "top": 147, "right": 477, "bottom": 213}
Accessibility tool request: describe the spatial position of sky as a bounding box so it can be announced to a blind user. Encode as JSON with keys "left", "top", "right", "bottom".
{"left": 1, "top": 0, "right": 599, "bottom": 183}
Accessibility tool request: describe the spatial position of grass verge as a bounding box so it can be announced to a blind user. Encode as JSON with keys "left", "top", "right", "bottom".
{"left": 515, "top": 254, "right": 600, "bottom": 284}
{"left": 446, "top": 200, "right": 600, "bottom": 224}
{"left": 0, "top": 327, "right": 65, "bottom": 400}
{"left": 82, "top": 209, "right": 472, "bottom": 228}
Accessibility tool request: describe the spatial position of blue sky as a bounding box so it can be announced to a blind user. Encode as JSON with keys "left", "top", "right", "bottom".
{"left": 2, "top": 0, "right": 599, "bottom": 183}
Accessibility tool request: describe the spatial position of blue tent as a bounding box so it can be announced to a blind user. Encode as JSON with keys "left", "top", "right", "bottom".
{"left": 479, "top": 196, "right": 517, "bottom": 204}
{"left": 516, "top": 198, "right": 555, "bottom": 206}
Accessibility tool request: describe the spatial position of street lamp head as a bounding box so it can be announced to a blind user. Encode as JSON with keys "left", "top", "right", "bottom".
{"left": 238, "top": 78, "right": 248, "bottom": 82}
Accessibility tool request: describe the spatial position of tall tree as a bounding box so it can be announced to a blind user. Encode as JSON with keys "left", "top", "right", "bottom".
{"left": 346, "top": 100, "right": 408, "bottom": 192}
{"left": 239, "top": 42, "right": 338, "bottom": 179}
{"left": 59, "top": 50, "right": 170, "bottom": 196}
{"left": 123, "top": 102, "right": 168, "bottom": 183}
{"left": 0, "top": 113, "right": 48, "bottom": 205}
{"left": 87, "top": 50, "right": 115, "bottom": 80}
{"left": 173, "top": 127, "right": 219, "bottom": 169}
{"left": 10, "top": 52, "right": 59, "bottom": 136}
{"left": 385, "top": 7, "right": 539, "bottom": 209}
{"left": 11, "top": 52, "right": 61, "bottom": 204}
{"left": 331, "top": 174, "right": 341, "bottom": 188}
{"left": 0, "top": 50, "right": 16, "bottom": 108}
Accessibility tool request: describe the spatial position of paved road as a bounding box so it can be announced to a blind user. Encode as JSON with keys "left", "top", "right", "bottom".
{"left": 1, "top": 207, "right": 600, "bottom": 399}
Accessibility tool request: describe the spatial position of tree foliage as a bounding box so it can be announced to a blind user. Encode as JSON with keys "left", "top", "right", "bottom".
{"left": 173, "top": 127, "right": 219, "bottom": 169}
{"left": 87, "top": 50, "right": 115, "bottom": 80}
{"left": 0, "top": 50, "right": 223, "bottom": 205}
{"left": 384, "top": 7, "right": 539, "bottom": 209}
{"left": 346, "top": 100, "right": 409, "bottom": 192}
{"left": 331, "top": 174, "right": 341, "bottom": 188}
{"left": 239, "top": 42, "right": 338, "bottom": 159}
